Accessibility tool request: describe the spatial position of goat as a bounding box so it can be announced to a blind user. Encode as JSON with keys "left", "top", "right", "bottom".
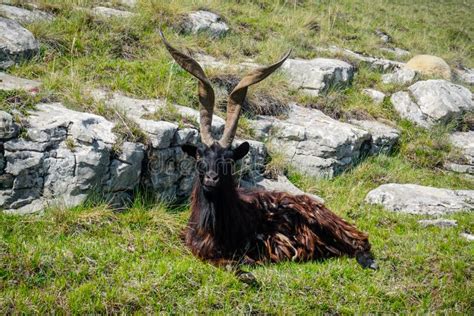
{"left": 160, "top": 31, "right": 377, "bottom": 281}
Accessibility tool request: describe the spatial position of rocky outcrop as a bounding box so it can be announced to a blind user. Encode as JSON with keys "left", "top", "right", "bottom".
{"left": 445, "top": 131, "right": 474, "bottom": 175}
{"left": 0, "top": 17, "right": 39, "bottom": 69}
{"left": 91, "top": 6, "right": 135, "bottom": 18}
{"left": 0, "top": 72, "right": 41, "bottom": 92}
{"left": 194, "top": 53, "right": 260, "bottom": 72}
{"left": 382, "top": 67, "right": 417, "bottom": 85}
{"left": 181, "top": 10, "right": 229, "bottom": 38}
{"left": 1, "top": 103, "right": 130, "bottom": 213}
{"left": 282, "top": 58, "right": 354, "bottom": 96}
{"left": 365, "top": 183, "right": 474, "bottom": 215}
{"left": 406, "top": 54, "right": 451, "bottom": 80}
{"left": 0, "top": 4, "right": 53, "bottom": 24}
{"left": 253, "top": 104, "right": 373, "bottom": 178}
{"left": 390, "top": 80, "right": 473, "bottom": 127}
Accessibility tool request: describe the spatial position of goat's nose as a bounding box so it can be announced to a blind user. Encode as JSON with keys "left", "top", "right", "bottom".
{"left": 206, "top": 171, "right": 218, "bottom": 181}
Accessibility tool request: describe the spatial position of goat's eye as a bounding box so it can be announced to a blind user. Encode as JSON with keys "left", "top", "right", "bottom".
{"left": 197, "top": 160, "right": 208, "bottom": 174}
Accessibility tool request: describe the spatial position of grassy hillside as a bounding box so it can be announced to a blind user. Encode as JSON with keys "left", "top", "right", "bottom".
{"left": 1, "top": 0, "right": 473, "bottom": 313}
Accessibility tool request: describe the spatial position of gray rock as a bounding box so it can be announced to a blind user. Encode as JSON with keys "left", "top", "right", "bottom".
{"left": 241, "top": 175, "right": 324, "bottom": 204}
{"left": 445, "top": 131, "right": 474, "bottom": 175}
{"left": 254, "top": 104, "right": 371, "bottom": 178}
{"left": 1, "top": 103, "right": 123, "bottom": 213}
{"left": 365, "top": 183, "right": 474, "bottom": 215}
{"left": 375, "top": 29, "right": 391, "bottom": 43}
{"left": 105, "top": 142, "right": 145, "bottom": 191}
{"left": 0, "top": 4, "right": 53, "bottom": 24}
{"left": 362, "top": 88, "right": 385, "bottom": 105}
{"left": 182, "top": 10, "right": 229, "bottom": 38}
{"left": 382, "top": 67, "right": 417, "bottom": 85}
{"left": 455, "top": 67, "right": 474, "bottom": 86}
{"left": 461, "top": 233, "right": 474, "bottom": 241}
{"left": 0, "top": 110, "right": 19, "bottom": 140}
{"left": 282, "top": 58, "right": 354, "bottom": 96}
{"left": 418, "top": 219, "right": 457, "bottom": 228}
{"left": 0, "top": 72, "right": 41, "bottom": 92}
{"left": 391, "top": 80, "right": 473, "bottom": 127}
{"left": 0, "top": 17, "right": 39, "bottom": 69}
{"left": 29, "top": 103, "right": 116, "bottom": 145}
{"left": 348, "top": 119, "right": 400, "bottom": 154}
{"left": 91, "top": 6, "right": 135, "bottom": 18}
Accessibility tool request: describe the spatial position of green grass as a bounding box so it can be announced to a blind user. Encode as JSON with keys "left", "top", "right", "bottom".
{"left": 1, "top": 0, "right": 474, "bottom": 313}
{"left": 1, "top": 156, "right": 473, "bottom": 313}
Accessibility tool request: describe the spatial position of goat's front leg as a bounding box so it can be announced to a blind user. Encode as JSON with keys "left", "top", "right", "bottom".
{"left": 207, "top": 258, "right": 258, "bottom": 285}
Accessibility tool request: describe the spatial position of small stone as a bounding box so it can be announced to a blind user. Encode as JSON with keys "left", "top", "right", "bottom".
{"left": 362, "top": 88, "right": 385, "bottom": 105}
{"left": 91, "top": 6, "right": 135, "bottom": 19}
{"left": 418, "top": 219, "right": 458, "bottom": 228}
{"left": 382, "top": 67, "right": 417, "bottom": 85}
{"left": 375, "top": 29, "right": 392, "bottom": 43}
{"left": 182, "top": 10, "right": 229, "bottom": 38}
{"left": 454, "top": 66, "right": 474, "bottom": 86}
{"left": 0, "top": 110, "right": 19, "bottom": 140}
{"left": 406, "top": 55, "right": 451, "bottom": 80}
{"left": 460, "top": 233, "right": 474, "bottom": 241}
{"left": 0, "top": 72, "right": 41, "bottom": 92}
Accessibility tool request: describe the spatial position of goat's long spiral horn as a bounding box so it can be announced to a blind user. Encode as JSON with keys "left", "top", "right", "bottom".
{"left": 218, "top": 50, "right": 292, "bottom": 148}
{"left": 159, "top": 30, "right": 216, "bottom": 146}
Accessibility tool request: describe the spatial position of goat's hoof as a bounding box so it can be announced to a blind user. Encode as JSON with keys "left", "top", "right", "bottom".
{"left": 356, "top": 252, "right": 379, "bottom": 270}
{"left": 238, "top": 272, "right": 257, "bottom": 285}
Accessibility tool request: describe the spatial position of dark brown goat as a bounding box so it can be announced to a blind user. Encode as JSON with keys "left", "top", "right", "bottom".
{"left": 160, "top": 31, "right": 377, "bottom": 280}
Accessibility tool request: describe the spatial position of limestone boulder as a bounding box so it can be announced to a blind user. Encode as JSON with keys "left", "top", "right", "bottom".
{"left": 391, "top": 80, "right": 473, "bottom": 127}
{"left": 0, "top": 17, "right": 39, "bottom": 68}
{"left": 282, "top": 58, "right": 354, "bottom": 96}
{"left": 254, "top": 104, "right": 372, "bottom": 178}
{"left": 365, "top": 183, "right": 474, "bottom": 215}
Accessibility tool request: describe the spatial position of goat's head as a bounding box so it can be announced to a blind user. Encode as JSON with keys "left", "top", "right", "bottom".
{"left": 160, "top": 30, "right": 290, "bottom": 192}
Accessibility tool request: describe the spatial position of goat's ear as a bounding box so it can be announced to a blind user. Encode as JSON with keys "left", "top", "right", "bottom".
{"left": 181, "top": 144, "right": 198, "bottom": 158}
{"left": 233, "top": 142, "right": 250, "bottom": 161}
